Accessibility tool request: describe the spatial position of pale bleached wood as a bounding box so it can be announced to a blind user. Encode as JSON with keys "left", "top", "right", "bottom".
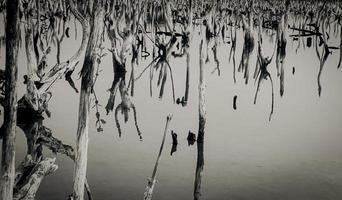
{"left": 13, "top": 157, "right": 58, "bottom": 200}
{"left": 144, "top": 115, "right": 172, "bottom": 200}
{"left": 194, "top": 40, "right": 206, "bottom": 200}
{"left": 72, "top": 0, "right": 105, "bottom": 199}
{"left": 198, "top": 40, "right": 206, "bottom": 143}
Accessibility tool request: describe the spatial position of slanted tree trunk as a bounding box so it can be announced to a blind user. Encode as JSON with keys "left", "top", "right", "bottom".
{"left": 0, "top": 0, "right": 20, "bottom": 199}
{"left": 13, "top": 157, "right": 58, "bottom": 200}
{"left": 144, "top": 115, "right": 172, "bottom": 200}
{"left": 72, "top": 1, "right": 105, "bottom": 199}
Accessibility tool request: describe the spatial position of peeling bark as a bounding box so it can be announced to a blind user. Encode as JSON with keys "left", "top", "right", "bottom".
{"left": 72, "top": 1, "right": 105, "bottom": 199}
{"left": 13, "top": 158, "right": 58, "bottom": 200}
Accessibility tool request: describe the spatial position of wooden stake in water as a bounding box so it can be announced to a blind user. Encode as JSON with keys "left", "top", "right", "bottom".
{"left": 144, "top": 115, "right": 172, "bottom": 200}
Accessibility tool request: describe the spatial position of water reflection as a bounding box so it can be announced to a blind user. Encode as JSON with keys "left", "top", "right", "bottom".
{"left": 0, "top": 0, "right": 341, "bottom": 199}
{"left": 193, "top": 141, "right": 204, "bottom": 200}
{"left": 16, "top": 108, "right": 93, "bottom": 200}
{"left": 170, "top": 130, "right": 177, "bottom": 155}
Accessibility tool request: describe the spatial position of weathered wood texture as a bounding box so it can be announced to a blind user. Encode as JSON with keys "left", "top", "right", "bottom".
{"left": 72, "top": 0, "right": 105, "bottom": 199}
{"left": 144, "top": 115, "right": 172, "bottom": 200}
{"left": 1, "top": 0, "right": 20, "bottom": 199}
{"left": 198, "top": 40, "right": 206, "bottom": 143}
{"left": 194, "top": 40, "right": 206, "bottom": 200}
{"left": 194, "top": 141, "right": 204, "bottom": 200}
{"left": 13, "top": 157, "right": 58, "bottom": 200}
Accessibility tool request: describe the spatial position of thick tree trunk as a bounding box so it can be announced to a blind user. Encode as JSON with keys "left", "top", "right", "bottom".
{"left": 0, "top": 0, "right": 20, "bottom": 199}
{"left": 24, "top": 18, "right": 40, "bottom": 111}
{"left": 72, "top": 1, "right": 105, "bottom": 199}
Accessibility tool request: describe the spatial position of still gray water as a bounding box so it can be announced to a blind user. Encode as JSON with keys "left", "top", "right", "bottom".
{"left": 1, "top": 1, "right": 342, "bottom": 200}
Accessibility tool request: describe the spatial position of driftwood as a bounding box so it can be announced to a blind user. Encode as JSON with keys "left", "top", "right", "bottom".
{"left": 0, "top": 0, "right": 20, "bottom": 199}
{"left": 39, "top": 129, "right": 93, "bottom": 200}
{"left": 17, "top": 115, "right": 93, "bottom": 200}
{"left": 144, "top": 115, "right": 172, "bottom": 200}
{"left": 13, "top": 157, "right": 58, "bottom": 200}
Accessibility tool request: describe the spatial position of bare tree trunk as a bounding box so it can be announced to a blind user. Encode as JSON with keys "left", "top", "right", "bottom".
{"left": 24, "top": 17, "right": 39, "bottom": 111}
{"left": 0, "top": 0, "right": 20, "bottom": 199}
{"left": 72, "top": 1, "right": 105, "bottom": 199}
{"left": 198, "top": 40, "right": 206, "bottom": 143}
{"left": 144, "top": 115, "right": 172, "bottom": 200}
{"left": 194, "top": 40, "right": 206, "bottom": 200}
{"left": 194, "top": 141, "right": 204, "bottom": 200}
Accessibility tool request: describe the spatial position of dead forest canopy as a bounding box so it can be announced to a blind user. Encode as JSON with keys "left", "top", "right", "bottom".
{"left": 0, "top": 0, "right": 341, "bottom": 199}
{"left": 0, "top": 0, "right": 341, "bottom": 122}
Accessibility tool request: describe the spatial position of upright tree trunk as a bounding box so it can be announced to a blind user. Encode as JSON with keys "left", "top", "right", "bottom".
{"left": 194, "top": 40, "right": 206, "bottom": 200}
{"left": 72, "top": 1, "right": 105, "bottom": 199}
{"left": 0, "top": 0, "right": 20, "bottom": 199}
{"left": 194, "top": 141, "right": 204, "bottom": 200}
{"left": 198, "top": 40, "right": 206, "bottom": 143}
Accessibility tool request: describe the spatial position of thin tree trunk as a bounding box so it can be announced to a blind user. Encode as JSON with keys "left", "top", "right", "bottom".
{"left": 72, "top": 1, "right": 105, "bottom": 199}
{"left": 194, "top": 40, "right": 206, "bottom": 200}
{"left": 144, "top": 115, "right": 172, "bottom": 200}
{"left": 198, "top": 40, "right": 206, "bottom": 143}
{"left": 0, "top": 0, "right": 20, "bottom": 199}
{"left": 194, "top": 141, "right": 204, "bottom": 200}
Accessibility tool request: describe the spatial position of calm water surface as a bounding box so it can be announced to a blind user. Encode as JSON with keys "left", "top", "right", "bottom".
{"left": 1, "top": 18, "right": 342, "bottom": 200}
